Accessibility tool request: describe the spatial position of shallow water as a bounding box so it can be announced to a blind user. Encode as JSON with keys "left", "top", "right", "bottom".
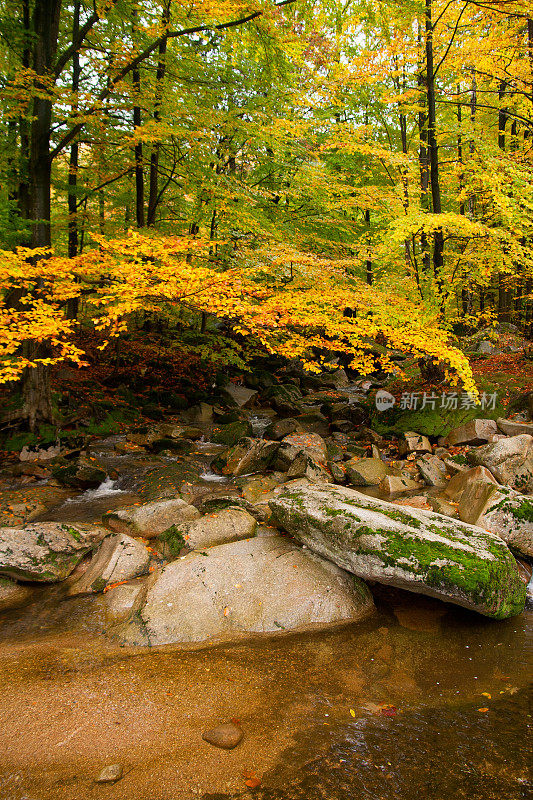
{"left": 0, "top": 427, "right": 531, "bottom": 799}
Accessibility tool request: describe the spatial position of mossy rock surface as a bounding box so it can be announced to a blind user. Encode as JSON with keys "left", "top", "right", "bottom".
{"left": 211, "top": 421, "right": 253, "bottom": 446}
{"left": 371, "top": 400, "right": 505, "bottom": 437}
{"left": 269, "top": 485, "right": 525, "bottom": 620}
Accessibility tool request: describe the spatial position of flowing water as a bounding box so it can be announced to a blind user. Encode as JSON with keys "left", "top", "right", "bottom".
{"left": 0, "top": 427, "right": 531, "bottom": 800}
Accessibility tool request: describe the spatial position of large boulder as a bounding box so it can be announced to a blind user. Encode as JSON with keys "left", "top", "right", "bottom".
{"left": 496, "top": 418, "right": 533, "bottom": 437}
{"left": 445, "top": 419, "right": 498, "bottom": 446}
{"left": 220, "top": 384, "right": 257, "bottom": 408}
{"left": 0, "top": 522, "right": 100, "bottom": 582}
{"left": 467, "top": 434, "right": 533, "bottom": 491}
{"left": 416, "top": 455, "right": 447, "bottom": 487}
{"left": 67, "top": 533, "right": 152, "bottom": 595}
{"left": 211, "top": 421, "right": 253, "bottom": 446}
{"left": 52, "top": 459, "right": 107, "bottom": 489}
{"left": 103, "top": 498, "right": 200, "bottom": 539}
{"left": 269, "top": 485, "right": 526, "bottom": 619}
{"left": 398, "top": 432, "right": 432, "bottom": 456}
{"left": 281, "top": 433, "right": 327, "bottom": 463}
{"left": 120, "top": 536, "right": 374, "bottom": 646}
{"left": 444, "top": 466, "right": 499, "bottom": 501}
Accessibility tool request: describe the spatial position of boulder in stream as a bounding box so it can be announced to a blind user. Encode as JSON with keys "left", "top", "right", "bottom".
{"left": 269, "top": 485, "right": 526, "bottom": 619}
{"left": 67, "top": 533, "right": 152, "bottom": 595}
{"left": 467, "top": 434, "right": 533, "bottom": 491}
{"left": 119, "top": 535, "right": 374, "bottom": 646}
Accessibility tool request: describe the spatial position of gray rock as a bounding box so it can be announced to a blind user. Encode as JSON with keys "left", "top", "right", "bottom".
{"left": 103, "top": 498, "right": 200, "bottom": 539}
{"left": 398, "top": 432, "right": 432, "bottom": 456}
{"left": 477, "top": 340, "right": 494, "bottom": 354}
{"left": 0, "top": 522, "right": 99, "bottom": 582}
{"left": 0, "top": 577, "right": 33, "bottom": 612}
{"left": 202, "top": 722, "right": 243, "bottom": 750}
{"left": 221, "top": 384, "right": 257, "bottom": 408}
{"left": 265, "top": 418, "right": 299, "bottom": 441}
{"left": 286, "top": 452, "right": 331, "bottom": 483}
{"left": 103, "top": 581, "right": 147, "bottom": 625}
{"left": 380, "top": 475, "right": 420, "bottom": 494}
{"left": 67, "top": 534, "right": 151, "bottom": 595}
{"left": 444, "top": 466, "right": 499, "bottom": 501}
{"left": 121, "top": 536, "right": 374, "bottom": 645}
{"left": 460, "top": 484, "right": 533, "bottom": 559}
{"left": 215, "top": 438, "right": 280, "bottom": 476}
{"left": 497, "top": 418, "right": 533, "bottom": 437}
{"left": 345, "top": 457, "right": 389, "bottom": 487}
{"left": 428, "top": 496, "right": 458, "bottom": 517}
{"left": 170, "top": 507, "right": 257, "bottom": 551}
{"left": 269, "top": 484, "right": 526, "bottom": 619}
{"left": 467, "top": 434, "right": 533, "bottom": 491}
{"left": 417, "top": 455, "right": 448, "bottom": 487}
{"left": 445, "top": 419, "right": 498, "bottom": 446}
{"left": 281, "top": 432, "right": 327, "bottom": 461}
{"left": 95, "top": 764, "right": 123, "bottom": 784}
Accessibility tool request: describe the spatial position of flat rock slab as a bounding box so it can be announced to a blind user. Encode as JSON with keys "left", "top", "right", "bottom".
{"left": 269, "top": 485, "right": 525, "bottom": 619}
{"left": 121, "top": 535, "right": 374, "bottom": 646}
{"left": 202, "top": 722, "right": 243, "bottom": 750}
{"left": 0, "top": 522, "right": 100, "bottom": 582}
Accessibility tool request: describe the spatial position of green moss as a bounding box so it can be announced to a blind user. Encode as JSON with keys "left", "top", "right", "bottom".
{"left": 212, "top": 421, "right": 253, "bottom": 446}
{"left": 160, "top": 524, "right": 187, "bottom": 556}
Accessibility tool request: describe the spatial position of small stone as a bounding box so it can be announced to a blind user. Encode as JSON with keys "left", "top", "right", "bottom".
{"left": 202, "top": 722, "right": 243, "bottom": 750}
{"left": 95, "top": 764, "right": 123, "bottom": 783}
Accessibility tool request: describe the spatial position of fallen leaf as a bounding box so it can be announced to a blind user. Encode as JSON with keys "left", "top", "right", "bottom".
{"left": 349, "top": 708, "right": 356, "bottom": 717}
{"left": 481, "top": 692, "right": 491, "bottom": 699}
{"left": 478, "top": 708, "right": 489, "bottom": 713}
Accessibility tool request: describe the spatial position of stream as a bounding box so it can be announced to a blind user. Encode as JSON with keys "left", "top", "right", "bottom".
{"left": 0, "top": 425, "right": 531, "bottom": 800}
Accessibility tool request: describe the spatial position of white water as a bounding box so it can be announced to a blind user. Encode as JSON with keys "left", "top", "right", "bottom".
{"left": 65, "top": 477, "right": 127, "bottom": 503}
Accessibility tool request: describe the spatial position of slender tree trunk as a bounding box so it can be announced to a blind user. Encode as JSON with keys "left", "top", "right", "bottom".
{"left": 425, "top": 0, "right": 444, "bottom": 308}
{"left": 147, "top": 0, "right": 170, "bottom": 226}
{"left": 417, "top": 26, "right": 430, "bottom": 276}
{"left": 66, "top": 0, "right": 80, "bottom": 320}
{"left": 132, "top": 11, "right": 144, "bottom": 228}
{"left": 365, "top": 208, "right": 372, "bottom": 285}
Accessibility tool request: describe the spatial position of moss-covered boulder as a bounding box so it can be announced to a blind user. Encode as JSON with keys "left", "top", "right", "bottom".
{"left": 371, "top": 400, "right": 505, "bottom": 438}
{"left": 211, "top": 421, "right": 253, "bottom": 446}
{"left": 269, "top": 485, "right": 526, "bottom": 619}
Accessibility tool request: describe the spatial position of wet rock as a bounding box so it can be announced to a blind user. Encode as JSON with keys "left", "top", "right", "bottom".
{"left": 328, "top": 461, "right": 347, "bottom": 483}
{"left": 95, "top": 764, "right": 123, "bottom": 784}
{"left": 157, "top": 423, "right": 203, "bottom": 441}
{"left": 444, "top": 466, "right": 499, "bottom": 501}
{"left": 445, "top": 419, "right": 498, "bottom": 446}
{"left": 345, "top": 457, "right": 390, "bottom": 487}
{"left": 52, "top": 459, "right": 107, "bottom": 489}
{"left": 180, "top": 403, "right": 213, "bottom": 425}
{"left": 379, "top": 475, "right": 420, "bottom": 494}
{"left": 202, "top": 722, "right": 243, "bottom": 750}
{"left": 220, "top": 384, "right": 257, "bottom": 408}
{"left": 496, "top": 418, "right": 533, "bottom": 437}
{"left": 0, "top": 577, "right": 33, "bottom": 612}
{"left": 104, "top": 498, "right": 200, "bottom": 539}
{"left": 416, "top": 455, "right": 447, "bottom": 487}
{"left": 0, "top": 522, "right": 99, "bottom": 582}
{"left": 138, "top": 463, "right": 201, "bottom": 501}
{"left": 398, "top": 432, "right": 432, "bottom": 456}
{"left": 214, "top": 438, "right": 280, "bottom": 477}
{"left": 67, "top": 533, "right": 152, "bottom": 595}
{"left": 318, "top": 368, "right": 350, "bottom": 388}
{"left": 269, "top": 484, "right": 526, "bottom": 619}
{"left": 264, "top": 418, "right": 299, "bottom": 441}
{"left": 121, "top": 536, "right": 374, "bottom": 645}
{"left": 211, "top": 421, "right": 253, "bottom": 446}
{"left": 198, "top": 496, "right": 263, "bottom": 521}
{"left": 164, "top": 507, "right": 257, "bottom": 552}
{"left": 241, "top": 476, "right": 280, "bottom": 504}
{"left": 467, "top": 434, "right": 533, "bottom": 491}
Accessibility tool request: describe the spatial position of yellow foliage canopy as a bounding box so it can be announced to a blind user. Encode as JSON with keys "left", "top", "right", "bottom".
{"left": 0, "top": 231, "right": 476, "bottom": 394}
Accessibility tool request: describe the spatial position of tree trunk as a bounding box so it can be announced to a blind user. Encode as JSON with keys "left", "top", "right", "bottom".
{"left": 20, "top": 0, "right": 62, "bottom": 429}
{"left": 425, "top": 0, "right": 444, "bottom": 308}
{"left": 132, "top": 11, "right": 145, "bottom": 228}
{"left": 66, "top": 0, "right": 80, "bottom": 320}
{"left": 147, "top": 0, "right": 170, "bottom": 226}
